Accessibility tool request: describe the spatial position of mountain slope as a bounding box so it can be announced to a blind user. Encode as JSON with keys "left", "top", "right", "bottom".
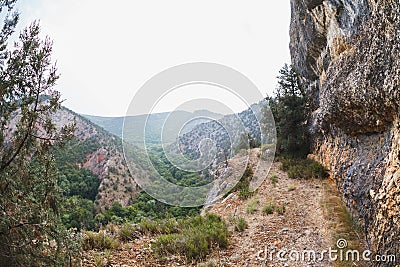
{"left": 53, "top": 107, "right": 140, "bottom": 209}
{"left": 83, "top": 110, "right": 223, "bottom": 145}
{"left": 173, "top": 100, "right": 274, "bottom": 164}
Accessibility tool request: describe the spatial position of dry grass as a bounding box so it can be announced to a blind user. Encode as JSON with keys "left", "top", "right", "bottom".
{"left": 320, "top": 179, "right": 365, "bottom": 267}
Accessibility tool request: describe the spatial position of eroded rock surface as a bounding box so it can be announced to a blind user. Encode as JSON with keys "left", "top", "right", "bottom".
{"left": 290, "top": 0, "right": 399, "bottom": 262}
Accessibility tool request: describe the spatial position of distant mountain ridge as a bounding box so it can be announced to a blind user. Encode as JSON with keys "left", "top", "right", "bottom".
{"left": 82, "top": 110, "right": 224, "bottom": 145}
{"left": 172, "top": 100, "right": 272, "bottom": 164}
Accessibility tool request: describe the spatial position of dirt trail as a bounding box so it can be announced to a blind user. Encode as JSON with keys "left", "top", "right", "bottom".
{"left": 206, "top": 162, "right": 335, "bottom": 266}
{"left": 83, "top": 160, "right": 365, "bottom": 267}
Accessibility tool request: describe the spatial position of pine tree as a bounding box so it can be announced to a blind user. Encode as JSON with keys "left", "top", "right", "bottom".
{"left": 0, "top": 10, "right": 77, "bottom": 266}
{"left": 269, "top": 64, "right": 310, "bottom": 157}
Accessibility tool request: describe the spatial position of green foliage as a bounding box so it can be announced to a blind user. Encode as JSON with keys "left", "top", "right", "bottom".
{"left": 53, "top": 138, "right": 101, "bottom": 231}
{"left": 262, "top": 203, "right": 276, "bottom": 215}
{"left": 229, "top": 216, "right": 248, "bottom": 232}
{"left": 138, "top": 217, "right": 180, "bottom": 235}
{"left": 119, "top": 223, "right": 139, "bottom": 242}
{"left": 262, "top": 202, "right": 286, "bottom": 215}
{"left": 226, "top": 166, "right": 254, "bottom": 200}
{"left": 270, "top": 174, "right": 278, "bottom": 186}
{"left": 148, "top": 145, "right": 210, "bottom": 187}
{"left": 83, "top": 230, "right": 119, "bottom": 250}
{"left": 280, "top": 157, "right": 328, "bottom": 179}
{"left": 151, "top": 214, "right": 229, "bottom": 261}
{"left": 0, "top": 20, "right": 78, "bottom": 265}
{"left": 96, "top": 193, "right": 200, "bottom": 226}
{"left": 54, "top": 138, "right": 101, "bottom": 201}
{"left": 62, "top": 196, "right": 96, "bottom": 230}
{"left": 268, "top": 64, "right": 310, "bottom": 157}
{"left": 246, "top": 198, "right": 259, "bottom": 214}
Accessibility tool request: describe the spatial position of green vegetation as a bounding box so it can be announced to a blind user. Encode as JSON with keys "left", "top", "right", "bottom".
{"left": 270, "top": 174, "right": 279, "bottom": 186}
{"left": 266, "top": 65, "right": 328, "bottom": 181}
{"left": 148, "top": 145, "right": 210, "bottom": 187}
{"left": 268, "top": 64, "right": 310, "bottom": 157}
{"left": 276, "top": 204, "right": 286, "bottom": 215}
{"left": 246, "top": 198, "right": 259, "bottom": 214}
{"left": 52, "top": 138, "right": 102, "bottom": 230}
{"left": 262, "top": 202, "right": 286, "bottom": 215}
{"left": 151, "top": 214, "right": 229, "bottom": 261}
{"left": 83, "top": 230, "right": 120, "bottom": 250}
{"left": 280, "top": 157, "right": 328, "bottom": 179}
{"left": 229, "top": 216, "right": 248, "bottom": 232}
{"left": 95, "top": 193, "right": 200, "bottom": 226}
{"left": 118, "top": 223, "right": 139, "bottom": 242}
{"left": 225, "top": 166, "right": 254, "bottom": 200}
{"left": 262, "top": 203, "right": 276, "bottom": 215}
{"left": 0, "top": 16, "right": 78, "bottom": 265}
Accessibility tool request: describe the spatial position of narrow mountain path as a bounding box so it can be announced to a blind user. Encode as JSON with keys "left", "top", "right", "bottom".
{"left": 83, "top": 160, "right": 365, "bottom": 267}
{"left": 206, "top": 162, "right": 334, "bottom": 266}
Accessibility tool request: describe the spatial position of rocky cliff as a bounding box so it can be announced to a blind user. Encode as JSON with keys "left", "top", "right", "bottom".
{"left": 53, "top": 108, "right": 140, "bottom": 209}
{"left": 290, "top": 0, "right": 399, "bottom": 263}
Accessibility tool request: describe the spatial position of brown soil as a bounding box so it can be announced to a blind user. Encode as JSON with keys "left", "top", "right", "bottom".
{"left": 82, "top": 161, "right": 365, "bottom": 267}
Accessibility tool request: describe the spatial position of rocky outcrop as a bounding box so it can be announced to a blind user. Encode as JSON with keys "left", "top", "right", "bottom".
{"left": 290, "top": 0, "right": 399, "bottom": 263}
{"left": 54, "top": 108, "right": 139, "bottom": 209}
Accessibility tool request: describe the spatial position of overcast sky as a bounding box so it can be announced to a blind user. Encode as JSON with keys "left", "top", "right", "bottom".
{"left": 14, "top": 1, "right": 291, "bottom": 117}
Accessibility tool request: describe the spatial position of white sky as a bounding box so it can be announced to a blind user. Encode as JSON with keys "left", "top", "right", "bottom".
{"left": 13, "top": 0, "right": 291, "bottom": 116}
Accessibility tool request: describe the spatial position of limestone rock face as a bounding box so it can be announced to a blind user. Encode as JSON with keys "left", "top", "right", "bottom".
{"left": 290, "top": 0, "right": 399, "bottom": 262}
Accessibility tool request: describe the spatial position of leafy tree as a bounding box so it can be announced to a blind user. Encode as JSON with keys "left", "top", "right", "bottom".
{"left": 269, "top": 64, "right": 310, "bottom": 157}
{"left": 62, "top": 196, "right": 96, "bottom": 231}
{"left": 0, "top": 15, "right": 76, "bottom": 266}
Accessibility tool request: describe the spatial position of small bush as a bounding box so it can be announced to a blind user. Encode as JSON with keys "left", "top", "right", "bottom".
{"left": 93, "top": 253, "right": 104, "bottom": 267}
{"left": 276, "top": 204, "right": 286, "bottom": 215}
{"left": 83, "top": 230, "right": 119, "bottom": 250}
{"left": 152, "top": 214, "right": 228, "bottom": 261}
{"left": 246, "top": 199, "right": 259, "bottom": 214}
{"left": 262, "top": 203, "right": 276, "bottom": 215}
{"left": 119, "top": 223, "right": 138, "bottom": 241}
{"left": 235, "top": 217, "right": 249, "bottom": 232}
{"left": 139, "top": 218, "right": 180, "bottom": 235}
{"left": 138, "top": 219, "right": 159, "bottom": 235}
{"left": 229, "top": 216, "right": 248, "bottom": 232}
{"left": 270, "top": 174, "right": 278, "bottom": 186}
{"left": 280, "top": 158, "right": 328, "bottom": 179}
{"left": 224, "top": 166, "right": 254, "bottom": 200}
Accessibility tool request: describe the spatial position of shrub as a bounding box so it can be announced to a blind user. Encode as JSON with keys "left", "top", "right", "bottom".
{"left": 262, "top": 203, "right": 276, "bottom": 215}
{"left": 229, "top": 215, "right": 248, "bottom": 232}
{"left": 246, "top": 199, "right": 259, "bottom": 214}
{"left": 270, "top": 174, "right": 278, "bottom": 186}
{"left": 138, "top": 219, "right": 159, "bottom": 235}
{"left": 225, "top": 166, "right": 254, "bottom": 200}
{"left": 152, "top": 214, "right": 228, "bottom": 261}
{"left": 139, "top": 218, "right": 179, "bottom": 235}
{"left": 280, "top": 158, "right": 328, "bottom": 179}
{"left": 119, "top": 223, "right": 139, "bottom": 241}
{"left": 83, "top": 230, "right": 119, "bottom": 250}
{"left": 276, "top": 204, "right": 286, "bottom": 215}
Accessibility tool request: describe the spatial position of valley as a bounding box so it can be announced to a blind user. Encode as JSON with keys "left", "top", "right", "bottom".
{"left": 0, "top": 0, "right": 398, "bottom": 266}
